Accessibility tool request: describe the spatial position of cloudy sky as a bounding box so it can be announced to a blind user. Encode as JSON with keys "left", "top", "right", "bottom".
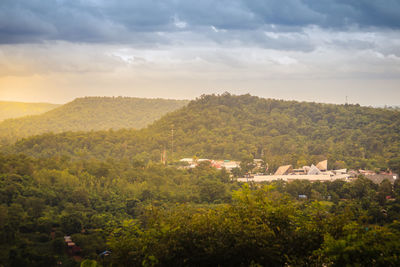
{"left": 0, "top": 0, "right": 399, "bottom": 106}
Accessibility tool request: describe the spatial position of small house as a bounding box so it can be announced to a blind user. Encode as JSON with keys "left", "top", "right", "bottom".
{"left": 274, "top": 165, "right": 293, "bottom": 175}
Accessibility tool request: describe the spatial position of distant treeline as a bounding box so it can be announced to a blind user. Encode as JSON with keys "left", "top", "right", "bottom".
{"left": 0, "top": 97, "right": 188, "bottom": 142}
{"left": 0, "top": 101, "right": 59, "bottom": 122}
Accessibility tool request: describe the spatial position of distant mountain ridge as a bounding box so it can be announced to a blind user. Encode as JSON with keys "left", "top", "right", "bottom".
{"left": 0, "top": 101, "right": 60, "bottom": 121}
{"left": 0, "top": 96, "right": 188, "bottom": 141}
{"left": 4, "top": 93, "right": 400, "bottom": 172}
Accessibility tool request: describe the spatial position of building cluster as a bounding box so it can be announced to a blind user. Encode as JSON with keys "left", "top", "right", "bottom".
{"left": 179, "top": 158, "right": 241, "bottom": 171}
{"left": 238, "top": 160, "right": 397, "bottom": 184}
{"left": 64, "top": 236, "right": 82, "bottom": 258}
{"left": 179, "top": 157, "right": 397, "bottom": 184}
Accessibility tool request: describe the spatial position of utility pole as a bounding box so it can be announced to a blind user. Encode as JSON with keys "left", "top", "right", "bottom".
{"left": 171, "top": 126, "right": 174, "bottom": 156}
{"left": 164, "top": 147, "right": 167, "bottom": 165}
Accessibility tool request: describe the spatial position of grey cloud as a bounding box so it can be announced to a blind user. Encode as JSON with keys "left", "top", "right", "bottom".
{"left": 245, "top": 0, "right": 325, "bottom": 26}
{"left": 329, "top": 39, "right": 375, "bottom": 51}
{"left": 0, "top": 0, "right": 400, "bottom": 46}
{"left": 203, "top": 28, "right": 315, "bottom": 52}
{"left": 176, "top": 0, "right": 258, "bottom": 30}
{"left": 307, "top": 0, "right": 400, "bottom": 29}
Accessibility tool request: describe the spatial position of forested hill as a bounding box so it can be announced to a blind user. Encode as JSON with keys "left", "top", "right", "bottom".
{"left": 0, "top": 97, "right": 188, "bottom": 142}
{"left": 0, "top": 101, "right": 60, "bottom": 121}
{"left": 4, "top": 94, "right": 400, "bottom": 172}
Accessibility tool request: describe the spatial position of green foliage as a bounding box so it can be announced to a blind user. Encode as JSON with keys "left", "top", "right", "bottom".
{"left": 108, "top": 184, "right": 400, "bottom": 266}
{"left": 80, "top": 259, "right": 99, "bottom": 267}
{"left": 317, "top": 225, "right": 400, "bottom": 266}
{"left": 0, "top": 96, "right": 188, "bottom": 142}
{"left": 1, "top": 94, "right": 400, "bottom": 266}
{"left": 4, "top": 94, "right": 399, "bottom": 172}
{"left": 1, "top": 152, "right": 400, "bottom": 266}
{"left": 0, "top": 153, "right": 235, "bottom": 266}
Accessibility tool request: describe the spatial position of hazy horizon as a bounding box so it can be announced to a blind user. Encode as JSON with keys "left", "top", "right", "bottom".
{"left": 1, "top": 92, "right": 399, "bottom": 108}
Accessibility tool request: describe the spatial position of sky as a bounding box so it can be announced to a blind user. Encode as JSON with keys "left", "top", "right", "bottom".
{"left": 0, "top": 0, "right": 400, "bottom": 106}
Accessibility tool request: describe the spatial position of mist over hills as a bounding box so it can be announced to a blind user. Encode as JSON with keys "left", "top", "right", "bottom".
{"left": 0, "top": 101, "right": 60, "bottom": 122}
{"left": 0, "top": 97, "right": 189, "bottom": 142}
{"left": 5, "top": 93, "right": 400, "bottom": 172}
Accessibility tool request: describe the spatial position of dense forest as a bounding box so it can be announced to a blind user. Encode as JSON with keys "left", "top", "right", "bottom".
{"left": 0, "top": 153, "right": 399, "bottom": 266}
{"left": 4, "top": 93, "right": 399, "bottom": 173}
{"left": 0, "top": 101, "right": 60, "bottom": 122}
{"left": 0, "top": 97, "right": 188, "bottom": 142}
{"left": 1, "top": 94, "right": 400, "bottom": 266}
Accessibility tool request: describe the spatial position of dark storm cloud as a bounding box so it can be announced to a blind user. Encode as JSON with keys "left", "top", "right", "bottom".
{"left": 0, "top": 0, "right": 400, "bottom": 44}
{"left": 303, "top": 0, "right": 400, "bottom": 29}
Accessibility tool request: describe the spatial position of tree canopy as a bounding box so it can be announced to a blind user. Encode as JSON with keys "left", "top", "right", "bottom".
{"left": 4, "top": 93, "right": 399, "bottom": 172}
{"left": 1, "top": 153, "right": 400, "bottom": 266}
{"left": 0, "top": 97, "right": 188, "bottom": 142}
{"left": 1, "top": 94, "right": 399, "bottom": 266}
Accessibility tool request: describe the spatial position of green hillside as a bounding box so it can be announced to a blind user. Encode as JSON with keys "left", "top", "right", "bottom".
{"left": 0, "top": 101, "right": 60, "bottom": 121}
{"left": 0, "top": 97, "right": 188, "bottom": 141}
{"left": 5, "top": 93, "right": 399, "bottom": 172}
{"left": 1, "top": 94, "right": 400, "bottom": 266}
